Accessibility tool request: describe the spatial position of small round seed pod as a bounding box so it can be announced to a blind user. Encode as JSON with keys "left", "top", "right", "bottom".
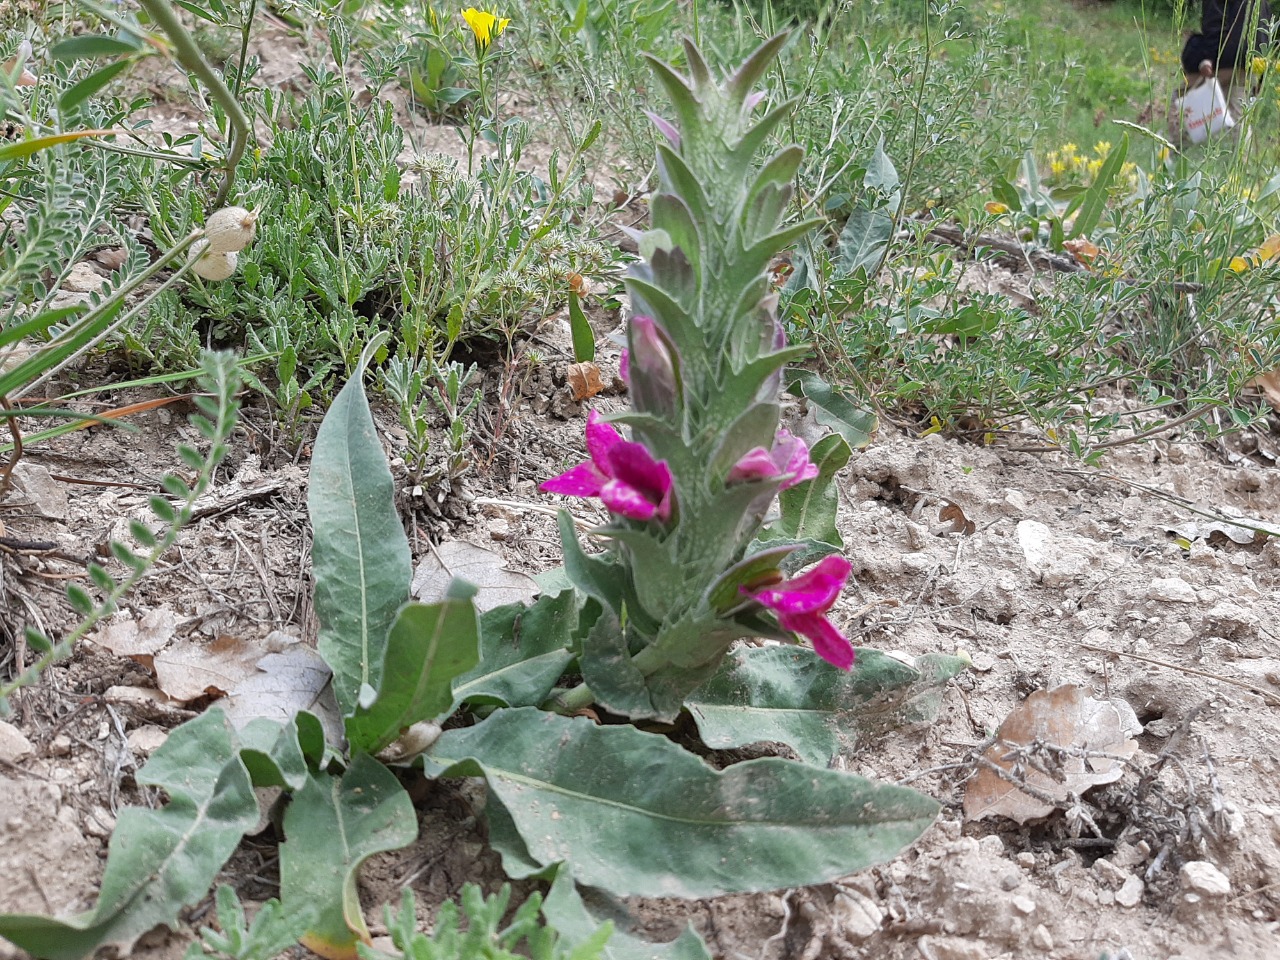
{"left": 203, "top": 206, "right": 257, "bottom": 254}
{"left": 191, "top": 249, "right": 238, "bottom": 281}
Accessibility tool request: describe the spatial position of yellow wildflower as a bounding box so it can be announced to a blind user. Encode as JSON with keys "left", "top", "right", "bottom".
{"left": 1228, "top": 256, "right": 1251, "bottom": 273}
{"left": 1157, "top": 146, "right": 1171, "bottom": 163}
{"left": 1087, "top": 158, "right": 1103, "bottom": 177}
{"left": 1093, "top": 140, "right": 1112, "bottom": 157}
{"left": 1061, "top": 142, "right": 1078, "bottom": 156}
{"left": 1252, "top": 55, "right": 1269, "bottom": 76}
{"left": 1050, "top": 159, "right": 1067, "bottom": 175}
{"left": 462, "top": 7, "right": 510, "bottom": 48}
{"left": 984, "top": 201, "right": 1009, "bottom": 215}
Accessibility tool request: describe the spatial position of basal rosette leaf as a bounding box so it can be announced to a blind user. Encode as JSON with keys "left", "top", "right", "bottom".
{"left": 423, "top": 707, "right": 938, "bottom": 898}
{"left": 345, "top": 594, "right": 481, "bottom": 755}
{"left": 281, "top": 754, "right": 417, "bottom": 960}
{"left": 309, "top": 366, "right": 412, "bottom": 718}
{"left": 450, "top": 589, "right": 578, "bottom": 710}
{"left": 686, "top": 646, "right": 964, "bottom": 765}
{"left": 544, "top": 864, "right": 711, "bottom": 960}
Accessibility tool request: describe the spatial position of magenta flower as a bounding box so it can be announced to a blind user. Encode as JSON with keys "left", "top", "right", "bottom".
{"left": 743, "top": 556, "right": 855, "bottom": 670}
{"left": 541, "top": 410, "right": 674, "bottom": 522}
{"left": 727, "top": 429, "right": 819, "bottom": 490}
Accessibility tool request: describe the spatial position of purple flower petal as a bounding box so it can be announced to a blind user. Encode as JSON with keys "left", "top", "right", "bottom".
{"left": 644, "top": 110, "right": 681, "bottom": 149}
{"left": 619, "top": 348, "right": 630, "bottom": 384}
{"left": 744, "top": 91, "right": 766, "bottom": 112}
{"left": 727, "top": 447, "right": 780, "bottom": 485}
{"left": 773, "top": 430, "right": 819, "bottom": 490}
{"left": 781, "top": 611, "right": 855, "bottom": 670}
{"left": 543, "top": 409, "right": 674, "bottom": 522}
{"left": 749, "top": 555, "right": 851, "bottom": 616}
{"left": 605, "top": 441, "right": 674, "bottom": 521}
{"left": 541, "top": 462, "right": 606, "bottom": 497}
{"left": 601, "top": 480, "right": 659, "bottom": 521}
{"left": 585, "top": 409, "right": 624, "bottom": 466}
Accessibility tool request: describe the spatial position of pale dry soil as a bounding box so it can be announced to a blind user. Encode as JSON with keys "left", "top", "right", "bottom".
{"left": 2, "top": 322, "right": 1280, "bottom": 960}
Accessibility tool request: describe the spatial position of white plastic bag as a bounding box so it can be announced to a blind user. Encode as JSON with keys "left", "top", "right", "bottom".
{"left": 1176, "top": 79, "right": 1234, "bottom": 143}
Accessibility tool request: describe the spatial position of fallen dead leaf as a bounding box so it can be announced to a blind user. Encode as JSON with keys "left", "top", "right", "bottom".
{"left": 153, "top": 634, "right": 265, "bottom": 703}
{"left": 1166, "top": 518, "right": 1267, "bottom": 547}
{"left": 1248, "top": 370, "right": 1280, "bottom": 411}
{"left": 412, "top": 540, "right": 539, "bottom": 613}
{"left": 91, "top": 607, "right": 179, "bottom": 670}
{"left": 566, "top": 361, "right": 603, "bottom": 401}
{"left": 221, "top": 636, "right": 342, "bottom": 744}
{"left": 963, "top": 683, "right": 1141, "bottom": 823}
{"left": 1063, "top": 237, "right": 1100, "bottom": 267}
{"left": 937, "top": 500, "right": 976, "bottom": 536}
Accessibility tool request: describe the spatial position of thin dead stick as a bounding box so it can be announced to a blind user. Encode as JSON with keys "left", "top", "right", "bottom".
{"left": 1004, "top": 402, "right": 1220, "bottom": 454}
{"left": 924, "top": 223, "right": 1204, "bottom": 293}
{"left": 1056, "top": 467, "right": 1280, "bottom": 538}
{"left": 1077, "top": 641, "right": 1280, "bottom": 708}
{"left": 0, "top": 395, "right": 21, "bottom": 497}
{"left": 472, "top": 496, "right": 596, "bottom": 533}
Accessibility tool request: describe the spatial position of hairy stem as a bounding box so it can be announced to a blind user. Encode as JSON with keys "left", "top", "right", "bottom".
{"left": 136, "top": 0, "right": 251, "bottom": 207}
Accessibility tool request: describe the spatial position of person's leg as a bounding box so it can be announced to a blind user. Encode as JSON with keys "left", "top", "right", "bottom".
{"left": 1218, "top": 66, "right": 1249, "bottom": 123}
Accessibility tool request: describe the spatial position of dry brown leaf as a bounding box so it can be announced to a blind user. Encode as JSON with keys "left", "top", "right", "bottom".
{"left": 221, "top": 637, "right": 342, "bottom": 744}
{"left": 566, "top": 361, "right": 603, "bottom": 401}
{"left": 1166, "top": 518, "right": 1266, "bottom": 547}
{"left": 1249, "top": 370, "right": 1280, "bottom": 411}
{"left": 1063, "top": 237, "right": 1100, "bottom": 267}
{"left": 963, "top": 683, "right": 1140, "bottom": 823}
{"left": 92, "top": 607, "right": 178, "bottom": 669}
{"left": 938, "top": 500, "right": 976, "bottom": 536}
{"left": 412, "top": 540, "right": 539, "bottom": 613}
{"left": 153, "top": 634, "right": 264, "bottom": 703}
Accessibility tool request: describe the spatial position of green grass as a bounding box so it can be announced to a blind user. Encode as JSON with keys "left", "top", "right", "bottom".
{"left": 993, "top": 0, "right": 1182, "bottom": 153}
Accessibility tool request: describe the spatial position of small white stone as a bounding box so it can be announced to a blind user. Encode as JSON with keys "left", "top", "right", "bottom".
{"left": 63, "top": 261, "right": 106, "bottom": 293}
{"left": 127, "top": 726, "right": 169, "bottom": 756}
{"left": 0, "top": 721, "right": 33, "bottom": 764}
{"left": 1180, "top": 861, "right": 1231, "bottom": 897}
{"left": 1093, "top": 857, "right": 1127, "bottom": 888}
{"left": 833, "top": 889, "right": 883, "bottom": 941}
{"left": 1147, "top": 577, "right": 1198, "bottom": 603}
{"left": 1116, "top": 875, "right": 1143, "bottom": 907}
{"left": 1016, "top": 852, "right": 1036, "bottom": 868}
{"left": 1011, "top": 895, "right": 1036, "bottom": 916}
{"left": 1031, "top": 924, "right": 1054, "bottom": 951}
{"left": 978, "top": 834, "right": 1004, "bottom": 855}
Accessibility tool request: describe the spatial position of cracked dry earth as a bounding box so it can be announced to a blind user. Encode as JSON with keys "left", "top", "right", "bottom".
{"left": 2, "top": 333, "right": 1280, "bottom": 960}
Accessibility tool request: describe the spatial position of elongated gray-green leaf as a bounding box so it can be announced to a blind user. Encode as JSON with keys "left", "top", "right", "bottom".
{"left": 687, "top": 646, "right": 951, "bottom": 765}
{"left": 774, "top": 433, "right": 850, "bottom": 547}
{"left": 424, "top": 707, "right": 938, "bottom": 898}
{"left": 0, "top": 710, "right": 257, "bottom": 960}
{"left": 281, "top": 754, "right": 417, "bottom": 960}
{"left": 309, "top": 372, "right": 411, "bottom": 717}
{"left": 345, "top": 598, "right": 480, "bottom": 754}
{"left": 450, "top": 589, "right": 577, "bottom": 710}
